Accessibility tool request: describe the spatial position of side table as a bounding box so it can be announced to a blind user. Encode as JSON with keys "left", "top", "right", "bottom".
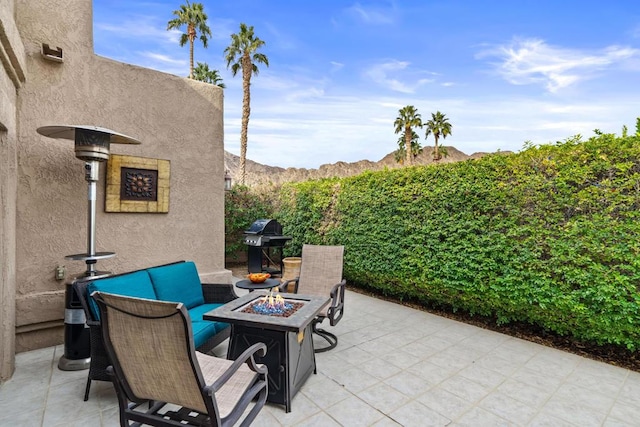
{"left": 235, "top": 278, "right": 281, "bottom": 292}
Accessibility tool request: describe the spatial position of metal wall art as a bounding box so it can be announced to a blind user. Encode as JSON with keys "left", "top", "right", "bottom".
{"left": 105, "top": 154, "right": 170, "bottom": 213}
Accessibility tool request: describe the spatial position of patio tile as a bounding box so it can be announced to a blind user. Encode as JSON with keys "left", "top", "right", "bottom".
{"left": 552, "top": 382, "right": 615, "bottom": 413}
{"left": 399, "top": 340, "right": 440, "bottom": 359}
{"left": 438, "top": 374, "right": 494, "bottom": 403}
{"left": 527, "top": 412, "right": 577, "bottom": 426}
{"left": 564, "top": 358, "right": 628, "bottom": 396}
{"left": 334, "top": 344, "right": 376, "bottom": 365}
{"left": 270, "top": 393, "right": 322, "bottom": 426}
{"left": 510, "top": 366, "right": 564, "bottom": 391}
{"left": 606, "top": 399, "right": 640, "bottom": 423}
{"left": 457, "top": 363, "right": 507, "bottom": 389}
{"left": 358, "top": 356, "right": 403, "bottom": 380}
{"left": 603, "top": 416, "right": 640, "bottom": 427}
{"left": 540, "top": 395, "right": 606, "bottom": 427}
{"left": 299, "top": 372, "right": 352, "bottom": 409}
{"left": 2, "top": 290, "right": 639, "bottom": 426}
{"left": 295, "top": 411, "right": 343, "bottom": 426}
{"left": 450, "top": 406, "right": 510, "bottom": 426}
{"left": 618, "top": 370, "right": 640, "bottom": 406}
{"left": 474, "top": 352, "right": 524, "bottom": 376}
{"left": 426, "top": 350, "right": 477, "bottom": 371}
{"left": 490, "top": 338, "right": 541, "bottom": 364}
{"left": 383, "top": 370, "right": 434, "bottom": 397}
{"left": 388, "top": 399, "right": 451, "bottom": 426}
{"left": 496, "top": 378, "right": 551, "bottom": 408}
{"left": 478, "top": 391, "right": 538, "bottom": 425}
{"left": 325, "top": 395, "right": 385, "bottom": 427}
{"left": 415, "top": 387, "right": 473, "bottom": 420}
{"left": 384, "top": 348, "right": 421, "bottom": 370}
{"left": 43, "top": 380, "right": 104, "bottom": 426}
{"left": 524, "top": 347, "right": 582, "bottom": 378}
{"left": 356, "top": 335, "right": 409, "bottom": 356}
{"left": 405, "top": 359, "right": 460, "bottom": 385}
{"left": 329, "top": 365, "right": 380, "bottom": 393}
{"left": 356, "top": 382, "right": 411, "bottom": 414}
{"left": 371, "top": 416, "right": 403, "bottom": 426}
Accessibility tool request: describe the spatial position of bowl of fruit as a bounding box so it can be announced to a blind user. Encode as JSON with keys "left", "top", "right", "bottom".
{"left": 247, "top": 273, "right": 271, "bottom": 283}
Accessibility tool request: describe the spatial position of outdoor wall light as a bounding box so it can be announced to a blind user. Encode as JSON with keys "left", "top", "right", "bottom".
{"left": 224, "top": 170, "right": 232, "bottom": 191}
{"left": 41, "top": 43, "right": 63, "bottom": 63}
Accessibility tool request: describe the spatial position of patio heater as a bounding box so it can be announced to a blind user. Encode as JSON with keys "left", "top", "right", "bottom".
{"left": 37, "top": 125, "right": 141, "bottom": 370}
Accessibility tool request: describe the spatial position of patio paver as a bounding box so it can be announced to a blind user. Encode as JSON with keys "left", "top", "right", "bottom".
{"left": 1, "top": 289, "right": 638, "bottom": 426}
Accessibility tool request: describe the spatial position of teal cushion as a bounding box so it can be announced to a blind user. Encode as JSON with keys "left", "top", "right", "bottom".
{"left": 148, "top": 261, "right": 205, "bottom": 309}
{"left": 187, "top": 303, "right": 225, "bottom": 322}
{"left": 191, "top": 320, "right": 220, "bottom": 349}
{"left": 86, "top": 270, "right": 157, "bottom": 319}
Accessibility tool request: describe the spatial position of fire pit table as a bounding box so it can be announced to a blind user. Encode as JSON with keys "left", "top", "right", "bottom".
{"left": 204, "top": 291, "right": 329, "bottom": 412}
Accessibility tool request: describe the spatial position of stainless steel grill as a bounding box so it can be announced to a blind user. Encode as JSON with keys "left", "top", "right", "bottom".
{"left": 243, "top": 219, "right": 292, "bottom": 274}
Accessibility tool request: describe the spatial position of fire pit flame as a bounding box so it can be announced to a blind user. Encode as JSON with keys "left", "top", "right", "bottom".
{"left": 242, "top": 291, "right": 303, "bottom": 317}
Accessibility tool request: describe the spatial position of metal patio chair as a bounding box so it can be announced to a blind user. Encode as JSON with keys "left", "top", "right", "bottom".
{"left": 93, "top": 291, "right": 268, "bottom": 427}
{"left": 280, "top": 244, "right": 346, "bottom": 352}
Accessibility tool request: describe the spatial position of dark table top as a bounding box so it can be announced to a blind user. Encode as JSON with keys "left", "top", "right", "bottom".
{"left": 235, "top": 278, "right": 281, "bottom": 291}
{"left": 204, "top": 291, "right": 329, "bottom": 333}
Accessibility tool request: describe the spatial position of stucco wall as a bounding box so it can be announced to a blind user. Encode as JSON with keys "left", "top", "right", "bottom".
{"left": 0, "top": 0, "right": 25, "bottom": 382}
{"left": 13, "top": 0, "right": 229, "bottom": 353}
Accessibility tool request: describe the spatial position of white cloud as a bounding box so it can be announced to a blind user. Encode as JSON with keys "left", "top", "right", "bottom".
{"left": 364, "top": 60, "right": 434, "bottom": 93}
{"left": 95, "top": 19, "right": 178, "bottom": 45}
{"left": 330, "top": 61, "right": 344, "bottom": 73}
{"left": 345, "top": 2, "right": 397, "bottom": 25}
{"left": 477, "top": 38, "right": 640, "bottom": 92}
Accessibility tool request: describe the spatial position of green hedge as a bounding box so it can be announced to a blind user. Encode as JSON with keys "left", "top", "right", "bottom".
{"left": 274, "top": 132, "right": 640, "bottom": 350}
{"left": 224, "top": 185, "right": 274, "bottom": 260}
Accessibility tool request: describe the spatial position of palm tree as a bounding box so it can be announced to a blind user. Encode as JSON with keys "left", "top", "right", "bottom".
{"left": 394, "top": 130, "right": 422, "bottom": 164}
{"left": 394, "top": 105, "right": 423, "bottom": 166}
{"left": 192, "top": 62, "right": 226, "bottom": 88}
{"left": 224, "top": 23, "right": 269, "bottom": 185}
{"left": 425, "top": 111, "right": 452, "bottom": 161}
{"left": 167, "top": 1, "right": 212, "bottom": 79}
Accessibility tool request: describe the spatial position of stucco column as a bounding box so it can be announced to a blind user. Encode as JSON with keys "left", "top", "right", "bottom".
{"left": 0, "top": 130, "right": 17, "bottom": 382}
{"left": 1, "top": 0, "right": 26, "bottom": 382}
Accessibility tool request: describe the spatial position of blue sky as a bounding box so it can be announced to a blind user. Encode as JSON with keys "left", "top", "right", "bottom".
{"left": 93, "top": 0, "right": 640, "bottom": 169}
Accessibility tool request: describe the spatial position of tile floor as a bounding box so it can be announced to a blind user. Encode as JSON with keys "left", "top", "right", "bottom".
{"left": 2, "top": 289, "right": 640, "bottom": 426}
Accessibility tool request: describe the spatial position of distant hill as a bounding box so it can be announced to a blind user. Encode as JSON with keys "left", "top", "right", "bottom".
{"left": 224, "top": 146, "right": 511, "bottom": 187}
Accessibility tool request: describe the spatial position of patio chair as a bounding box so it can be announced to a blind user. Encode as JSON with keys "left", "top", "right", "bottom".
{"left": 93, "top": 291, "right": 268, "bottom": 427}
{"left": 280, "top": 244, "right": 346, "bottom": 352}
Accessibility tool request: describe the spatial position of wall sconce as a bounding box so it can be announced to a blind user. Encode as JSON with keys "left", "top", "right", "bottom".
{"left": 224, "top": 170, "right": 232, "bottom": 191}
{"left": 41, "top": 43, "right": 63, "bottom": 63}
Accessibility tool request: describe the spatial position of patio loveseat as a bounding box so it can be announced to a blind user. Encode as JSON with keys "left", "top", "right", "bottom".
{"left": 74, "top": 260, "right": 238, "bottom": 401}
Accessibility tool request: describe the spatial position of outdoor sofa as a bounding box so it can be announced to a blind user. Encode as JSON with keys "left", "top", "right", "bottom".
{"left": 74, "top": 260, "right": 238, "bottom": 400}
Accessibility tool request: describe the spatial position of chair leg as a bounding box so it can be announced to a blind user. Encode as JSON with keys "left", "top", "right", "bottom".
{"left": 83, "top": 377, "right": 91, "bottom": 401}
{"left": 312, "top": 321, "right": 338, "bottom": 353}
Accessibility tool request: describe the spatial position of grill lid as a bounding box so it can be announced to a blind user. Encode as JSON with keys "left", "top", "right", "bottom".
{"left": 244, "top": 219, "right": 283, "bottom": 235}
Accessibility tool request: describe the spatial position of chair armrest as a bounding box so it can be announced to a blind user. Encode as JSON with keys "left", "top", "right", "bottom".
{"left": 73, "top": 280, "right": 100, "bottom": 323}
{"left": 206, "top": 343, "right": 268, "bottom": 393}
{"left": 278, "top": 278, "right": 299, "bottom": 293}
{"left": 201, "top": 283, "right": 238, "bottom": 303}
{"left": 328, "top": 279, "right": 346, "bottom": 326}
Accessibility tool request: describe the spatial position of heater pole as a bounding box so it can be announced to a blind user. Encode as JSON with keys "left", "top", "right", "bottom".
{"left": 85, "top": 161, "right": 99, "bottom": 275}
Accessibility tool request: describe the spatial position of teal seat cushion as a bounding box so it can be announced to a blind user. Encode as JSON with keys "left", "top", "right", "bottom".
{"left": 148, "top": 261, "right": 205, "bottom": 309}
{"left": 191, "top": 321, "right": 220, "bottom": 349}
{"left": 86, "top": 270, "right": 157, "bottom": 319}
{"left": 187, "top": 303, "right": 225, "bottom": 322}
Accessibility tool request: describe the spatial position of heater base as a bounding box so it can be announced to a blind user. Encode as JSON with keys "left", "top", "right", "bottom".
{"left": 58, "top": 356, "right": 90, "bottom": 371}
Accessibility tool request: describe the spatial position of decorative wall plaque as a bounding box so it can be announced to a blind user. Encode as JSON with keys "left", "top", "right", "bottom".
{"left": 105, "top": 154, "right": 170, "bottom": 213}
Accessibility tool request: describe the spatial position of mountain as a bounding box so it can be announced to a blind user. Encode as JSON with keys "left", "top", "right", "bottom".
{"left": 224, "top": 146, "right": 510, "bottom": 187}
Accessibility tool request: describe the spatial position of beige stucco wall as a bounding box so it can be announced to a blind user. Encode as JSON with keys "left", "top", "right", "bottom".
{"left": 4, "top": 0, "right": 229, "bottom": 368}
{"left": 0, "top": 0, "right": 26, "bottom": 382}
